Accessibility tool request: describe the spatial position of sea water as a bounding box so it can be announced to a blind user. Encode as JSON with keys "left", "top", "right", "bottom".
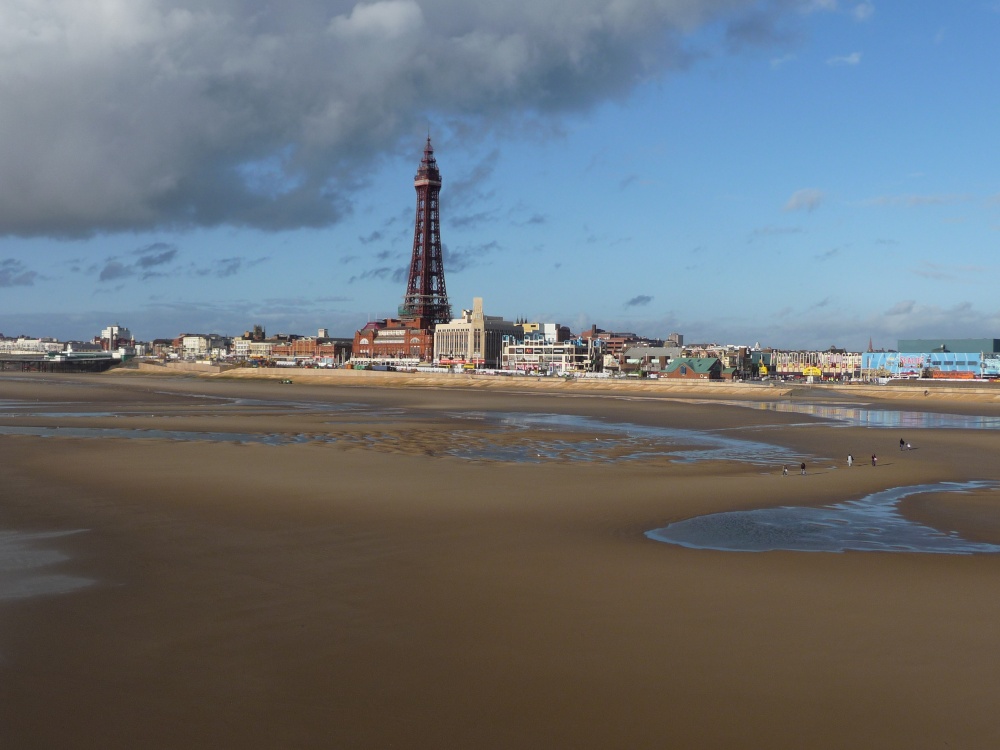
{"left": 646, "top": 481, "right": 1000, "bottom": 554}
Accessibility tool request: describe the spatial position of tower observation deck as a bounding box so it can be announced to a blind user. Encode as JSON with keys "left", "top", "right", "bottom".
{"left": 399, "top": 137, "right": 451, "bottom": 326}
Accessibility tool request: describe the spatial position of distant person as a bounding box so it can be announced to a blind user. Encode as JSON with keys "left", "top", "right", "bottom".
{"left": 847, "top": 454, "right": 853, "bottom": 467}
{"left": 872, "top": 454, "right": 877, "bottom": 467}
{"left": 900, "top": 438, "right": 905, "bottom": 451}
{"left": 800, "top": 462, "right": 806, "bottom": 475}
{"left": 782, "top": 465, "right": 788, "bottom": 476}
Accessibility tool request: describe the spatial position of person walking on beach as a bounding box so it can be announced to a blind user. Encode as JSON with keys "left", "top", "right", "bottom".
{"left": 872, "top": 454, "right": 877, "bottom": 467}
{"left": 847, "top": 454, "right": 853, "bottom": 467}
{"left": 800, "top": 461, "right": 806, "bottom": 475}
{"left": 900, "top": 438, "right": 905, "bottom": 451}
{"left": 782, "top": 465, "right": 788, "bottom": 476}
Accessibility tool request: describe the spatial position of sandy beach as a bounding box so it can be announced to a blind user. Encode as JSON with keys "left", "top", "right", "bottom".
{"left": 3, "top": 369, "right": 1000, "bottom": 748}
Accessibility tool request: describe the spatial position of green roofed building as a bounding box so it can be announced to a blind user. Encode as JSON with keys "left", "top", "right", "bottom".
{"left": 663, "top": 357, "right": 722, "bottom": 380}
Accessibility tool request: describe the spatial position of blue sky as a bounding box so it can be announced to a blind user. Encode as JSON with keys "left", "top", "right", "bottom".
{"left": 0, "top": 1, "right": 997, "bottom": 350}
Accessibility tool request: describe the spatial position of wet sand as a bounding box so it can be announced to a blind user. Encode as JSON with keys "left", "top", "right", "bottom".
{"left": 3, "top": 371, "right": 1000, "bottom": 748}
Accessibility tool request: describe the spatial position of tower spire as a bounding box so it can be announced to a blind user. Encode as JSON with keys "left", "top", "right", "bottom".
{"left": 400, "top": 136, "right": 451, "bottom": 326}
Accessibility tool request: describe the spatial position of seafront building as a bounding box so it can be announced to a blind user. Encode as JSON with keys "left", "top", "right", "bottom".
{"left": 99, "top": 325, "right": 135, "bottom": 351}
{"left": 270, "top": 334, "right": 352, "bottom": 366}
{"left": 434, "top": 298, "right": 519, "bottom": 368}
{"left": 181, "top": 333, "right": 228, "bottom": 360}
{"left": 225, "top": 327, "right": 351, "bottom": 366}
{"left": 352, "top": 319, "right": 434, "bottom": 367}
{"left": 857, "top": 339, "right": 1000, "bottom": 380}
{"left": 500, "top": 339, "right": 596, "bottom": 374}
{"left": 579, "top": 326, "right": 662, "bottom": 360}
{"left": 620, "top": 346, "right": 683, "bottom": 376}
{"left": 770, "top": 348, "right": 863, "bottom": 381}
{"left": 0, "top": 336, "right": 63, "bottom": 355}
{"left": 862, "top": 351, "right": 1000, "bottom": 380}
{"left": 662, "top": 357, "right": 723, "bottom": 380}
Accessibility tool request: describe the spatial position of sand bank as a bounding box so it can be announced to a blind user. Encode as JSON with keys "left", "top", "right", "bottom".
{"left": 3, "top": 372, "right": 1000, "bottom": 748}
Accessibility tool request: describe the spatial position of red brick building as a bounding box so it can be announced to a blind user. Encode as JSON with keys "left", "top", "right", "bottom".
{"left": 352, "top": 319, "right": 434, "bottom": 363}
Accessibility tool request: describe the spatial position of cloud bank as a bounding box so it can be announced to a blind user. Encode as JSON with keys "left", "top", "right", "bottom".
{"left": 0, "top": 0, "right": 798, "bottom": 238}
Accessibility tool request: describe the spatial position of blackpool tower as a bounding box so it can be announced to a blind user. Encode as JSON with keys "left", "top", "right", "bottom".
{"left": 399, "top": 137, "right": 451, "bottom": 326}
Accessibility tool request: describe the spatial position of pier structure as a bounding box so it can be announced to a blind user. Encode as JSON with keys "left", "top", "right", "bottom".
{"left": 0, "top": 353, "right": 119, "bottom": 372}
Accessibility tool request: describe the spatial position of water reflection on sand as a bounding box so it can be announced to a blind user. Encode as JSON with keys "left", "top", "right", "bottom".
{"left": 715, "top": 400, "right": 1000, "bottom": 430}
{"left": 0, "top": 406, "right": 807, "bottom": 466}
{"left": 444, "top": 412, "right": 806, "bottom": 465}
{"left": 0, "top": 530, "right": 95, "bottom": 601}
{"left": 646, "top": 481, "right": 1000, "bottom": 554}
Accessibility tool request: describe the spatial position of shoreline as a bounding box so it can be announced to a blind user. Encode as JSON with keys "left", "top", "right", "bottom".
{"left": 113, "top": 362, "right": 1000, "bottom": 408}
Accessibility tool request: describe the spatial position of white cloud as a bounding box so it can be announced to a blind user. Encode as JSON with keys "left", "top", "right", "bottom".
{"left": 868, "top": 194, "right": 973, "bottom": 207}
{"left": 852, "top": 3, "right": 874, "bottom": 21}
{"left": 827, "top": 51, "right": 862, "bottom": 65}
{"left": 802, "top": 0, "right": 838, "bottom": 12}
{"left": 328, "top": 0, "right": 425, "bottom": 40}
{"left": 911, "top": 261, "right": 987, "bottom": 282}
{"left": 783, "top": 188, "right": 825, "bottom": 212}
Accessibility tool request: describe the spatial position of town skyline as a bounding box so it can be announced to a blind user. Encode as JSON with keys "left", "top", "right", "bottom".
{"left": 1, "top": 2, "right": 998, "bottom": 350}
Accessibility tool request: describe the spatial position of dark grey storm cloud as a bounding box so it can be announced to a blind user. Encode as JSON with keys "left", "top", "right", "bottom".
{"left": 99, "top": 242, "right": 182, "bottom": 281}
{"left": 348, "top": 266, "right": 394, "bottom": 284}
{"left": 99, "top": 261, "right": 134, "bottom": 282}
{"left": 0, "top": 0, "right": 793, "bottom": 238}
{"left": 208, "top": 258, "right": 244, "bottom": 278}
{"left": 195, "top": 255, "right": 268, "bottom": 278}
{"left": 134, "top": 242, "right": 180, "bottom": 268}
{"left": 0, "top": 259, "right": 38, "bottom": 287}
{"left": 625, "top": 294, "right": 653, "bottom": 307}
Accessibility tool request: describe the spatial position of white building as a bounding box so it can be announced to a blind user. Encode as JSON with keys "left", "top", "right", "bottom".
{"left": 101, "top": 325, "right": 133, "bottom": 344}
{"left": 0, "top": 337, "right": 63, "bottom": 354}
{"left": 434, "top": 298, "right": 519, "bottom": 368}
{"left": 181, "top": 334, "right": 228, "bottom": 360}
{"left": 501, "top": 339, "right": 596, "bottom": 374}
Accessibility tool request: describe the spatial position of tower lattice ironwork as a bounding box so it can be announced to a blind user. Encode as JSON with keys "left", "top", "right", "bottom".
{"left": 400, "top": 137, "right": 451, "bottom": 326}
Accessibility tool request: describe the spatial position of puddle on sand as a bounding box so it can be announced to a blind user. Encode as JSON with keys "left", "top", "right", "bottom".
{"left": 646, "top": 481, "right": 1000, "bottom": 554}
{"left": 714, "top": 400, "right": 1000, "bottom": 431}
{"left": 0, "top": 530, "right": 95, "bottom": 601}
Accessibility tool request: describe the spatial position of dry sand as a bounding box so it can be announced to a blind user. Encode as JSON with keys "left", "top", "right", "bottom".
{"left": 3, "top": 370, "right": 1000, "bottom": 748}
